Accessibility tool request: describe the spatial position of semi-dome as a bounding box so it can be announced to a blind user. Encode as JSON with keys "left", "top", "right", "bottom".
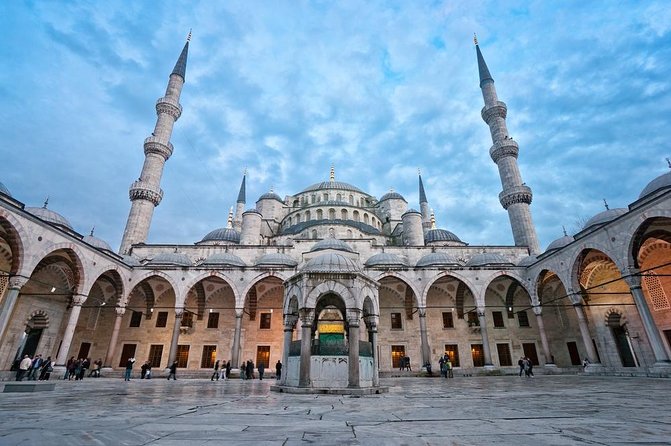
{"left": 257, "top": 192, "right": 284, "bottom": 202}
{"left": 200, "top": 253, "right": 246, "bottom": 267}
{"left": 416, "top": 252, "right": 463, "bottom": 268}
{"left": 300, "top": 181, "right": 363, "bottom": 194}
{"left": 310, "top": 238, "right": 354, "bottom": 253}
{"left": 379, "top": 191, "right": 406, "bottom": 202}
{"left": 302, "top": 252, "right": 360, "bottom": 273}
{"left": 425, "top": 228, "right": 463, "bottom": 244}
{"left": 466, "top": 253, "right": 513, "bottom": 267}
{"left": 122, "top": 255, "right": 142, "bottom": 267}
{"left": 83, "top": 234, "right": 113, "bottom": 252}
{"left": 583, "top": 208, "right": 627, "bottom": 230}
{"left": 146, "top": 252, "right": 192, "bottom": 267}
{"left": 0, "top": 181, "right": 11, "bottom": 197}
{"left": 255, "top": 253, "right": 298, "bottom": 267}
{"left": 26, "top": 206, "right": 73, "bottom": 230}
{"left": 365, "top": 252, "right": 408, "bottom": 268}
{"left": 200, "top": 227, "right": 240, "bottom": 244}
{"left": 546, "top": 235, "right": 574, "bottom": 252}
{"left": 517, "top": 255, "right": 538, "bottom": 267}
{"left": 639, "top": 171, "right": 671, "bottom": 199}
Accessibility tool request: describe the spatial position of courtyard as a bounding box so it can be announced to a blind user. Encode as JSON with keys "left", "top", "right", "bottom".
{"left": 0, "top": 375, "right": 669, "bottom": 445}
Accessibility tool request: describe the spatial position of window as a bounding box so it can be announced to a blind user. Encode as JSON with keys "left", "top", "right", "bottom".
{"left": 471, "top": 344, "right": 484, "bottom": 367}
{"left": 201, "top": 345, "right": 216, "bottom": 368}
{"left": 176, "top": 345, "right": 190, "bottom": 368}
{"left": 317, "top": 209, "right": 323, "bottom": 219}
{"left": 129, "top": 311, "right": 142, "bottom": 328}
{"left": 306, "top": 210, "right": 311, "bottom": 221}
{"left": 260, "top": 313, "right": 272, "bottom": 329}
{"left": 329, "top": 208, "right": 336, "bottom": 220}
{"left": 119, "top": 344, "right": 136, "bottom": 367}
{"left": 517, "top": 310, "right": 530, "bottom": 327}
{"left": 390, "top": 312, "right": 402, "bottom": 330}
{"left": 444, "top": 344, "right": 460, "bottom": 367}
{"left": 643, "top": 272, "right": 671, "bottom": 310}
{"left": 391, "top": 345, "right": 405, "bottom": 369}
{"left": 181, "top": 312, "right": 193, "bottom": 328}
{"left": 341, "top": 209, "right": 348, "bottom": 220}
{"left": 496, "top": 343, "right": 512, "bottom": 366}
{"left": 156, "top": 311, "right": 168, "bottom": 328}
{"left": 256, "top": 346, "right": 270, "bottom": 369}
{"left": 295, "top": 214, "right": 301, "bottom": 223}
{"left": 207, "top": 312, "right": 219, "bottom": 329}
{"left": 148, "top": 345, "right": 163, "bottom": 368}
{"left": 467, "top": 312, "right": 479, "bottom": 327}
{"left": 442, "top": 312, "right": 454, "bottom": 329}
{"left": 493, "top": 311, "right": 504, "bottom": 328}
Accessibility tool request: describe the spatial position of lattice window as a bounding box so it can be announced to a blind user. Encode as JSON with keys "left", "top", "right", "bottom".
{"left": 0, "top": 273, "right": 8, "bottom": 299}
{"left": 643, "top": 272, "right": 671, "bottom": 311}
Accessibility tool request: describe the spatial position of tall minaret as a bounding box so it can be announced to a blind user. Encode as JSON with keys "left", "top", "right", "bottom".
{"left": 119, "top": 33, "right": 190, "bottom": 254}
{"left": 475, "top": 35, "right": 540, "bottom": 254}
{"left": 418, "top": 170, "right": 431, "bottom": 231}
{"left": 233, "top": 170, "right": 246, "bottom": 231}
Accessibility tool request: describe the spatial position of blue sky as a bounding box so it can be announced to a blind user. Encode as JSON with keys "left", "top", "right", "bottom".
{"left": 1, "top": 1, "right": 670, "bottom": 252}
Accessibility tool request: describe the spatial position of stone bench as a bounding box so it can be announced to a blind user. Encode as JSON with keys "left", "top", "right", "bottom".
{"left": 3, "top": 382, "right": 56, "bottom": 393}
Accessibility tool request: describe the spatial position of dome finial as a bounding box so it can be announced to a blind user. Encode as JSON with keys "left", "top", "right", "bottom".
{"left": 330, "top": 165, "right": 335, "bottom": 182}
{"left": 227, "top": 207, "right": 234, "bottom": 228}
{"left": 43, "top": 196, "right": 49, "bottom": 209}
{"left": 473, "top": 33, "right": 478, "bottom": 45}
{"left": 603, "top": 198, "right": 609, "bottom": 210}
{"left": 430, "top": 209, "right": 437, "bottom": 229}
{"left": 187, "top": 29, "right": 192, "bottom": 42}
{"left": 562, "top": 225, "right": 567, "bottom": 237}
{"left": 666, "top": 157, "right": 671, "bottom": 169}
{"left": 269, "top": 185, "right": 274, "bottom": 193}
{"left": 90, "top": 226, "right": 95, "bottom": 237}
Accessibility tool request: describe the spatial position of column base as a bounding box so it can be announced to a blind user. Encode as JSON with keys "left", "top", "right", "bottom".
{"left": 584, "top": 363, "right": 605, "bottom": 374}
{"left": 52, "top": 365, "right": 67, "bottom": 378}
{"left": 649, "top": 361, "right": 671, "bottom": 377}
{"left": 544, "top": 363, "right": 557, "bottom": 368}
{"left": 484, "top": 364, "right": 497, "bottom": 370}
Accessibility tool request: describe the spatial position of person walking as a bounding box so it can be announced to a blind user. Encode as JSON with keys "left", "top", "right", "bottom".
{"left": 438, "top": 355, "right": 446, "bottom": 378}
{"left": 225, "top": 360, "right": 231, "bottom": 380}
{"left": 526, "top": 357, "right": 534, "bottom": 378}
{"left": 211, "top": 360, "right": 220, "bottom": 381}
{"left": 124, "top": 357, "right": 135, "bottom": 381}
{"left": 258, "top": 362, "right": 265, "bottom": 380}
{"left": 39, "top": 356, "right": 54, "bottom": 381}
{"left": 518, "top": 357, "right": 525, "bottom": 377}
{"left": 28, "top": 354, "right": 43, "bottom": 380}
{"left": 246, "top": 360, "right": 254, "bottom": 380}
{"left": 141, "top": 361, "right": 149, "bottom": 379}
{"left": 446, "top": 356, "right": 453, "bottom": 378}
{"left": 240, "top": 363, "right": 246, "bottom": 380}
{"left": 167, "top": 360, "right": 178, "bottom": 380}
{"left": 275, "top": 360, "right": 282, "bottom": 380}
{"left": 16, "top": 354, "right": 32, "bottom": 381}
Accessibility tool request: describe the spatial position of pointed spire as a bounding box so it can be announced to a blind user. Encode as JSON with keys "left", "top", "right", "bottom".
{"left": 603, "top": 199, "right": 609, "bottom": 210}
{"left": 474, "top": 35, "right": 494, "bottom": 87}
{"left": 418, "top": 170, "right": 428, "bottom": 204}
{"left": 226, "top": 207, "right": 234, "bottom": 228}
{"left": 90, "top": 226, "right": 95, "bottom": 236}
{"left": 43, "top": 197, "right": 49, "bottom": 208}
{"left": 562, "top": 225, "right": 567, "bottom": 237}
{"left": 666, "top": 157, "right": 671, "bottom": 169}
{"left": 236, "top": 170, "right": 246, "bottom": 204}
{"left": 430, "top": 209, "right": 437, "bottom": 229}
{"left": 171, "top": 31, "right": 191, "bottom": 81}
{"left": 330, "top": 165, "right": 335, "bottom": 182}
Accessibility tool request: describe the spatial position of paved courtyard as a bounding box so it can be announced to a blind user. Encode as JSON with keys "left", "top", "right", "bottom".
{"left": 0, "top": 375, "right": 669, "bottom": 445}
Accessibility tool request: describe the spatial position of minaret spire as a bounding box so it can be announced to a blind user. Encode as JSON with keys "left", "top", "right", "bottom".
{"left": 233, "top": 169, "right": 246, "bottom": 231}
{"left": 476, "top": 37, "right": 540, "bottom": 254}
{"left": 330, "top": 165, "right": 335, "bottom": 182}
{"left": 119, "top": 38, "right": 189, "bottom": 254}
{"left": 418, "top": 170, "right": 431, "bottom": 231}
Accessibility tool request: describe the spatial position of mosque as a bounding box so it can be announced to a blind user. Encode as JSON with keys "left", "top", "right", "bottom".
{"left": 0, "top": 35, "right": 670, "bottom": 386}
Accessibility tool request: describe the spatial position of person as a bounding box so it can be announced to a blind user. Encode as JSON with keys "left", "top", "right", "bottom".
{"left": 167, "top": 360, "right": 178, "bottom": 380}
{"left": 526, "top": 357, "right": 534, "bottom": 378}
{"left": 404, "top": 356, "right": 412, "bottom": 371}
{"left": 446, "top": 356, "right": 453, "bottom": 379}
{"left": 64, "top": 356, "right": 75, "bottom": 380}
{"left": 225, "top": 360, "right": 231, "bottom": 380}
{"left": 582, "top": 358, "right": 590, "bottom": 371}
{"left": 145, "top": 362, "right": 152, "bottom": 379}
{"left": 16, "top": 354, "right": 32, "bottom": 381}
{"left": 258, "top": 361, "right": 265, "bottom": 380}
{"left": 518, "top": 357, "right": 525, "bottom": 377}
{"left": 240, "top": 363, "right": 246, "bottom": 380}
{"left": 438, "top": 355, "right": 446, "bottom": 378}
{"left": 211, "top": 360, "right": 220, "bottom": 381}
{"left": 78, "top": 358, "right": 89, "bottom": 380}
{"left": 39, "top": 356, "right": 54, "bottom": 381}
{"left": 246, "top": 360, "right": 254, "bottom": 379}
{"left": 275, "top": 360, "right": 282, "bottom": 380}
{"left": 27, "top": 354, "right": 42, "bottom": 380}
{"left": 73, "top": 358, "right": 83, "bottom": 380}
{"left": 141, "top": 361, "right": 149, "bottom": 379}
{"left": 124, "top": 357, "right": 135, "bottom": 381}
{"left": 89, "top": 359, "right": 100, "bottom": 377}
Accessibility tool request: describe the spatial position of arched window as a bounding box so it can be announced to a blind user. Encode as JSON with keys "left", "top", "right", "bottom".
{"left": 364, "top": 213, "right": 369, "bottom": 224}
{"left": 347, "top": 229, "right": 353, "bottom": 238}
{"left": 353, "top": 211, "right": 360, "bottom": 222}
{"left": 293, "top": 200, "right": 299, "bottom": 207}
{"left": 311, "top": 194, "right": 316, "bottom": 204}
{"left": 323, "top": 193, "right": 328, "bottom": 201}
{"left": 311, "top": 230, "right": 318, "bottom": 239}
{"left": 329, "top": 208, "right": 336, "bottom": 220}
{"left": 341, "top": 209, "right": 348, "bottom": 220}
{"left": 317, "top": 209, "right": 323, "bottom": 220}
{"left": 306, "top": 210, "right": 311, "bottom": 221}
{"left": 295, "top": 214, "right": 301, "bottom": 223}
{"left": 337, "top": 194, "right": 342, "bottom": 202}
{"left": 644, "top": 271, "right": 671, "bottom": 310}
{"left": 349, "top": 195, "right": 354, "bottom": 205}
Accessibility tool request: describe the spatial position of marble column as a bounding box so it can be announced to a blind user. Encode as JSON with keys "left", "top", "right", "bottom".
{"left": 477, "top": 309, "right": 493, "bottom": 366}
{"left": 534, "top": 308, "right": 554, "bottom": 365}
{"left": 298, "top": 309, "right": 314, "bottom": 387}
{"left": 418, "top": 307, "right": 431, "bottom": 368}
{"left": 0, "top": 277, "right": 26, "bottom": 344}
{"left": 166, "top": 308, "right": 184, "bottom": 367}
{"left": 231, "top": 309, "right": 243, "bottom": 368}
{"left": 104, "top": 307, "right": 126, "bottom": 367}
{"left": 573, "top": 303, "right": 599, "bottom": 364}
{"left": 348, "top": 310, "right": 361, "bottom": 388}
{"left": 56, "top": 294, "right": 87, "bottom": 365}
{"left": 365, "top": 316, "right": 379, "bottom": 387}
{"left": 280, "top": 314, "right": 297, "bottom": 385}
{"left": 624, "top": 270, "right": 671, "bottom": 366}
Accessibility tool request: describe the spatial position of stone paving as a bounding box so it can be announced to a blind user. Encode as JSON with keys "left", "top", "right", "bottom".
{"left": 0, "top": 375, "right": 669, "bottom": 445}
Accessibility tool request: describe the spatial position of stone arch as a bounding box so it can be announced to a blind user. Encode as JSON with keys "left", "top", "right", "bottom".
{"left": 0, "top": 211, "right": 26, "bottom": 275}
{"left": 360, "top": 284, "right": 379, "bottom": 316}
{"left": 26, "top": 310, "right": 49, "bottom": 329}
{"left": 569, "top": 245, "right": 624, "bottom": 294}
{"left": 27, "top": 244, "right": 87, "bottom": 294}
{"left": 238, "top": 272, "right": 288, "bottom": 308}
{"left": 421, "top": 271, "right": 477, "bottom": 306}
{"left": 625, "top": 212, "right": 671, "bottom": 269}
{"left": 127, "top": 271, "right": 180, "bottom": 305}
{"left": 305, "top": 280, "right": 356, "bottom": 310}
{"left": 373, "top": 271, "right": 422, "bottom": 306}
{"left": 481, "top": 271, "right": 533, "bottom": 300}
{"left": 85, "top": 268, "right": 125, "bottom": 306}
{"left": 604, "top": 308, "right": 627, "bottom": 327}
{"left": 183, "top": 271, "right": 236, "bottom": 299}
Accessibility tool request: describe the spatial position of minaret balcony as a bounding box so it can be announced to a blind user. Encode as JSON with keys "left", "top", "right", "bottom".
{"left": 156, "top": 96, "right": 182, "bottom": 120}
{"left": 144, "top": 136, "right": 174, "bottom": 160}
{"left": 481, "top": 101, "right": 507, "bottom": 124}
{"left": 489, "top": 139, "right": 519, "bottom": 162}
{"left": 499, "top": 185, "right": 532, "bottom": 209}
{"left": 129, "top": 180, "right": 164, "bottom": 206}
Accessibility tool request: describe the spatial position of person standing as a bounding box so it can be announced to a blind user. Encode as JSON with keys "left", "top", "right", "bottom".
{"left": 526, "top": 357, "right": 534, "bottom": 378}
{"left": 518, "top": 357, "right": 525, "bottom": 377}
{"left": 124, "top": 357, "right": 135, "bottom": 381}
{"left": 140, "top": 361, "right": 149, "bottom": 379}
{"left": 246, "top": 360, "right": 254, "bottom": 379}
{"left": 438, "top": 355, "right": 446, "bottom": 378}
{"left": 225, "top": 360, "right": 231, "bottom": 380}
{"left": 240, "top": 363, "right": 246, "bottom": 380}
{"left": 167, "top": 360, "right": 178, "bottom": 380}
{"left": 258, "top": 361, "right": 265, "bottom": 380}
{"left": 446, "top": 356, "right": 453, "bottom": 378}
{"left": 275, "top": 360, "right": 282, "bottom": 380}
{"left": 16, "top": 354, "right": 32, "bottom": 381}
{"left": 28, "top": 354, "right": 42, "bottom": 380}
{"left": 39, "top": 356, "right": 54, "bottom": 381}
{"left": 211, "top": 360, "right": 220, "bottom": 381}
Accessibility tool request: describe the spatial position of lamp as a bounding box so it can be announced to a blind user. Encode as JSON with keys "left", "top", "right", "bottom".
{"left": 50, "top": 286, "right": 56, "bottom": 293}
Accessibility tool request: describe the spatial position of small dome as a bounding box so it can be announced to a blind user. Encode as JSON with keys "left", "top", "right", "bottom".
{"left": 257, "top": 192, "right": 283, "bottom": 202}
{"left": 146, "top": 252, "right": 192, "bottom": 267}
{"left": 83, "top": 234, "right": 113, "bottom": 252}
{"left": 122, "top": 255, "right": 142, "bottom": 267}
{"left": 255, "top": 253, "right": 298, "bottom": 268}
{"left": 310, "top": 238, "right": 354, "bottom": 253}
{"left": 200, "top": 253, "right": 246, "bottom": 267}
{"left": 301, "top": 181, "right": 364, "bottom": 194}
{"left": 639, "top": 171, "right": 671, "bottom": 199}
{"left": 302, "top": 252, "right": 360, "bottom": 273}
{"left": 466, "top": 253, "right": 513, "bottom": 267}
{"left": 0, "top": 181, "right": 11, "bottom": 197}
{"left": 583, "top": 208, "right": 627, "bottom": 230}
{"left": 546, "top": 235, "right": 574, "bottom": 252}
{"left": 402, "top": 209, "right": 421, "bottom": 216}
{"left": 379, "top": 191, "right": 406, "bottom": 202}
{"left": 425, "top": 228, "right": 463, "bottom": 244}
{"left": 365, "top": 252, "right": 408, "bottom": 268}
{"left": 200, "top": 227, "right": 241, "bottom": 244}
{"left": 26, "top": 206, "right": 73, "bottom": 230}
{"left": 416, "top": 252, "right": 463, "bottom": 268}
{"left": 517, "top": 255, "right": 537, "bottom": 267}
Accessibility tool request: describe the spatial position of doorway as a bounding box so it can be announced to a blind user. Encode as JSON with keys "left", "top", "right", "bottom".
{"left": 20, "top": 328, "right": 43, "bottom": 358}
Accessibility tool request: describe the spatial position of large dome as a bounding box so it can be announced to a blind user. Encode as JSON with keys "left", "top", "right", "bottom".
{"left": 257, "top": 192, "right": 283, "bottom": 202}
{"left": 416, "top": 252, "right": 463, "bottom": 268}
{"left": 200, "top": 253, "right": 246, "bottom": 267}
{"left": 379, "top": 191, "right": 406, "bottom": 202}
{"left": 302, "top": 252, "right": 360, "bottom": 273}
{"left": 639, "top": 171, "right": 671, "bottom": 199}
{"left": 546, "top": 235, "right": 574, "bottom": 252}
{"left": 466, "top": 253, "right": 513, "bottom": 267}
{"left": 300, "top": 181, "right": 364, "bottom": 194}
{"left": 200, "top": 227, "right": 240, "bottom": 244}
{"left": 83, "top": 234, "right": 113, "bottom": 252}
{"left": 583, "top": 208, "right": 627, "bottom": 231}
{"left": 310, "top": 238, "right": 354, "bottom": 253}
{"left": 146, "top": 252, "right": 192, "bottom": 267}
{"left": 255, "top": 253, "right": 298, "bottom": 267}
{"left": 365, "top": 252, "right": 408, "bottom": 268}
{"left": 26, "top": 206, "right": 73, "bottom": 230}
{"left": 425, "top": 228, "right": 463, "bottom": 244}
{"left": 0, "top": 181, "right": 11, "bottom": 197}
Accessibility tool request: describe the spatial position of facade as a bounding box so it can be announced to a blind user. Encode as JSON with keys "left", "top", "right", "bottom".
{"left": 1, "top": 37, "right": 670, "bottom": 383}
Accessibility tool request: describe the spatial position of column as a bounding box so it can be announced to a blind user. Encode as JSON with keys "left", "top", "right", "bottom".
{"left": 280, "top": 314, "right": 297, "bottom": 385}
{"left": 534, "top": 308, "right": 554, "bottom": 365}
{"left": 0, "top": 277, "right": 26, "bottom": 344}
{"left": 477, "top": 309, "right": 494, "bottom": 366}
{"left": 56, "top": 294, "right": 87, "bottom": 365}
{"left": 574, "top": 303, "right": 599, "bottom": 364}
{"left": 103, "top": 307, "right": 126, "bottom": 368}
{"left": 624, "top": 270, "right": 671, "bottom": 366}
{"left": 231, "top": 309, "right": 243, "bottom": 368}
{"left": 365, "top": 316, "right": 379, "bottom": 387}
{"left": 298, "top": 309, "right": 314, "bottom": 387}
{"left": 166, "top": 308, "right": 183, "bottom": 367}
{"left": 418, "top": 307, "right": 431, "bottom": 369}
{"left": 347, "top": 309, "right": 361, "bottom": 388}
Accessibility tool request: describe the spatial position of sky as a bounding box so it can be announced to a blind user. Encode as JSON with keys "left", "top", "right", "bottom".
{"left": 1, "top": 0, "right": 670, "bottom": 253}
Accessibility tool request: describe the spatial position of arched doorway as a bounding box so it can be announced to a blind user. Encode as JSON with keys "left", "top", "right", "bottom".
{"left": 378, "top": 276, "right": 419, "bottom": 371}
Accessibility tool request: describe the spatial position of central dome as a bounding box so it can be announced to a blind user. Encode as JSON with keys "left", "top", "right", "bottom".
{"left": 300, "top": 180, "right": 364, "bottom": 194}
{"left": 302, "top": 252, "right": 361, "bottom": 273}
{"left": 310, "top": 238, "right": 354, "bottom": 253}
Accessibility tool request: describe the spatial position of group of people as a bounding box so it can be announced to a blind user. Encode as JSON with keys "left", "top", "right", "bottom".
{"left": 438, "top": 354, "right": 454, "bottom": 378}
{"left": 14, "top": 354, "right": 54, "bottom": 381}
{"left": 210, "top": 360, "right": 232, "bottom": 380}
{"left": 124, "top": 358, "right": 179, "bottom": 381}
{"left": 518, "top": 356, "right": 535, "bottom": 377}
{"left": 65, "top": 357, "right": 102, "bottom": 380}
{"left": 238, "top": 359, "right": 282, "bottom": 380}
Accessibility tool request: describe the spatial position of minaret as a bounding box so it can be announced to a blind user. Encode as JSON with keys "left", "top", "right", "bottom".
{"left": 119, "top": 33, "right": 190, "bottom": 254}
{"left": 233, "top": 170, "right": 246, "bottom": 231}
{"left": 475, "top": 35, "right": 540, "bottom": 254}
{"left": 418, "top": 170, "right": 431, "bottom": 231}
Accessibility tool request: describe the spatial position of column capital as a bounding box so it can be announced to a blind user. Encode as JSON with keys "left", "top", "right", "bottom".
{"left": 174, "top": 307, "right": 184, "bottom": 318}
{"left": 284, "top": 314, "right": 298, "bottom": 329}
{"left": 417, "top": 307, "right": 427, "bottom": 318}
{"left": 299, "top": 308, "right": 314, "bottom": 326}
{"left": 623, "top": 267, "right": 642, "bottom": 289}
{"left": 531, "top": 305, "right": 543, "bottom": 316}
{"left": 363, "top": 315, "right": 379, "bottom": 330}
{"left": 8, "top": 276, "right": 28, "bottom": 289}
{"left": 477, "top": 308, "right": 486, "bottom": 318}
{"left": 346, "top": 308, "right": 361, "bottom": 326}
{"left": 235, "top": 308, "right": 244, "bottom": 318}
{"left": 115, "top": 307, "right": 127, "bottom": 317}
{"left": 71, "top": 294, "right": 87, "bottom": 306}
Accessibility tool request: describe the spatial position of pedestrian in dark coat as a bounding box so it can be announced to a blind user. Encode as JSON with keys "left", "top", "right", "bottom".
{"left": 211, "top": 360, "right": 220, "bottom": 381}
{"left": 258, "top": 362, "right": 265, "bottom": 380}
{"left": 167, "top": 361, "right": 178, "bottom": 380}
{"left": 275, "top": 360, "right": 282, "bottom": 380}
